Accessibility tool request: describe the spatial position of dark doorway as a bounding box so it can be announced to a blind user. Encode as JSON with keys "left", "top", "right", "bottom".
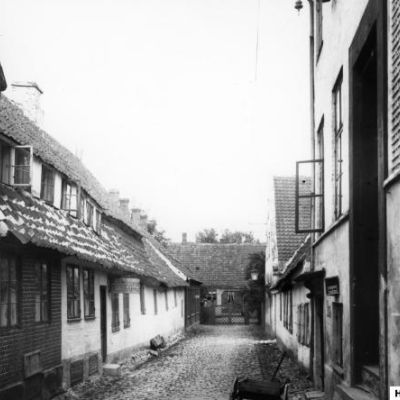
{"left": 100, "top": 285, "right": 107, "bottom": 362}
{"left": 351, "top": 26, "right": 379, "bottom": 374}
{"left": 315, "top": 292, "right": 325, "bottom": 390}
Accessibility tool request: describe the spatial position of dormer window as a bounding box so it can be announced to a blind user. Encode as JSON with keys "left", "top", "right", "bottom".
{"left": 84, "top": 200, "right": 94, "bottom": 227}
{"left": 93, "top": 208, "right": 102, "bottom": 234}
{"left": 40, "top": 165, "right": 55, "bottom": 203}
{"left": 12, "top": 146, "right": 32, "bottom": 186}
{"left": 62, "top": 181, "right": 78, "bottom": 217}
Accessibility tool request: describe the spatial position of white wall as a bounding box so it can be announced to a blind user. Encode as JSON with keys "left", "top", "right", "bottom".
{"left": 314, "top": 0, "right": 369, "bottom": 227}
{"left": 61, "top": 257, "right": 185, "bottom": 364}
{"left": 274, "top": 285, "right": 310, "bottom": 370}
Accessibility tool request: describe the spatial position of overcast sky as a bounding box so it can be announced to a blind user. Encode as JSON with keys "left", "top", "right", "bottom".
{"left": 0, "top": 0, "right": 310, "bottom": 243}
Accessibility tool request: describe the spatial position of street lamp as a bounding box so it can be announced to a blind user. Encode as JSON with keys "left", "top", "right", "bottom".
{"left": 250, "top": 268, "right": 259, "bottom": 281}
{"left": 294, "top": 0, "right": 303, "bottom": 12}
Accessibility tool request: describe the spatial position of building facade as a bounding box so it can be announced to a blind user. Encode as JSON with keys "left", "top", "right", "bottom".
{"left": 0, "top": 92, "right": 192, "bottom": 399}
{"left": 289, "top": 0, "right": 395, "bottom": 399}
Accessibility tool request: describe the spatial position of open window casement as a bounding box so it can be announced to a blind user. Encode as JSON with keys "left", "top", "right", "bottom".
{"left": 295, "top": 159, "right": 324, "bottom": 233}
{"left": 62, "top": 181, "right": 78, "bottom": 217}
{"left": 12, "top": 146, "right": 33, "bottom": 186}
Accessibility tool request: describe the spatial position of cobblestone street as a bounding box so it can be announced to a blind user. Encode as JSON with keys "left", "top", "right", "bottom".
{"left": 63, "top": 325, "right": 312, "bottom": 400}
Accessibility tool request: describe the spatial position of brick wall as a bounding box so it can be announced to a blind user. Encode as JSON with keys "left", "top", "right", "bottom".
{"left": 0, "top": 244, "right": 62, "bottom": 395}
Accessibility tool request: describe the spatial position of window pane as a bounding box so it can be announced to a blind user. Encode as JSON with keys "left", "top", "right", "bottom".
{"left": 35, "top": 293, "right": 41, "bottom": 322}
{"left": 0, "top": 304, "right": 7, "bottom": 327}
{"left": 42, "top": 301, "right": 48, "bottom": 321}
{"left": 14, "top": 147, "right": 31, "bottom": 185}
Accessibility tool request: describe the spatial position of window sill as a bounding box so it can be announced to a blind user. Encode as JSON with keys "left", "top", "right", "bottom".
{"left": 313, "top": 211, "right": 349, "bottom": 248}
{"left": 84, "top": 316, "right": 96, "bottom": 321}
{"left": 332, "top": 364, "right": 344, "bottom": 378}
{"left": 67, "top": 318, "right": 82, "bottom": 323}
{"left": 112, "top": 326, "right": 120, "bottom": 333}
{"left": 123, "top": 324, "right": 130, "bottom": 329}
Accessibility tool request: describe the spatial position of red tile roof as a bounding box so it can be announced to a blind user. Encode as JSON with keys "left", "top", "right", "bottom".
{"left": 273, "top": 176, "right": 310, "bottom": 268}
{"left": 168, "top": 243, "right": 265, "bottom": 289}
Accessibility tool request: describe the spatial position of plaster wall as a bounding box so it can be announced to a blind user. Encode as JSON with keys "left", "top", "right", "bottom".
{"left": 314, "top": 221, "right": 350, "bottom": 391}
{"left": 314, "top": 0, "right": 369, "bottom": 227}
{"left": 385, "top": 181, "right": 400, "bottom": 386}
{"left": 274, "top": 285, "right": 310, "bottom": 371}
{"left": 31, "top": 157, "right": 41, "bottom": 197}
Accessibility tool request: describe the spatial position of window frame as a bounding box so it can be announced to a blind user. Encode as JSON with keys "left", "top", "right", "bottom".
{"left": 0, "top": 142, "right": 12, "bottom": 184}
{"left": 0, "top": 252, "right": 20, "bottom": 328}
{"left": 316, "top": 0, "right": 324, "bottom": 59}
{"left": 12, "top": 145, "right": 33, "bottom": 187}
{"left": 123, "top": 293, "right": 130, "bottom": 328}
{"left": 153, "top": 289, "right": 158, "bottom": 315}
{"left": 83, "top": 269, "right": 95, "bottom": 319}
{"left": 332, "top": 302, "right": 343, "bottom": 367}
{"left": 40, "top": 164, "right": 55, "bottom": 204}
{"left": 165, "top": 289, "right": 169, "bottom": 311}
{"left": 35, "top": 262, "right": 50, "bottom": 323}
{"left": 111, "top": 293, "right": 120, "bottom": 332}
{"left": 66, "top": 265, "right": 81, "bottom": 321}
{"left": 140, "top": 282, "right": 146, "bottom": 315}
{"left": 333, "top": 70, "right": 344, "bottom": 220}
{"left": 61, "top": 180, "right": 78, "bottom": 217}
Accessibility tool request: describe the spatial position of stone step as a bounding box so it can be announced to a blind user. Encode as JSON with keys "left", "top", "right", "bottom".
{"left": 336, "top": 384, "right": 377, "bottom": 400}
{"left": 361, "top": 364, "right": 380, "bottom": 398}
{"left": 103, "top": 363, "right": 121, "bottom": 377}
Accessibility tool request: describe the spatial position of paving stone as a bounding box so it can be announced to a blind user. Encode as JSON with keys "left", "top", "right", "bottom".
{"left": 60, "top": 325, "right": 313, "bottom": 400}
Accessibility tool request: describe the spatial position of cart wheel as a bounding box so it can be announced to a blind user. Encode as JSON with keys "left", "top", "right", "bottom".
{"left": 230, "top": 377, "right": 240, "bottom": 400}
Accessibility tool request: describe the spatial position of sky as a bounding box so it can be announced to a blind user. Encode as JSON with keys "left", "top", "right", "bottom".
{"left": 0, "top": 0, "right": 310, "bottom": 243}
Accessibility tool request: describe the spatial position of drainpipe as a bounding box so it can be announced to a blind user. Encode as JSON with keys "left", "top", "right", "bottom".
{"left": 307, "top": 0, "right": 316, "bottom": 383}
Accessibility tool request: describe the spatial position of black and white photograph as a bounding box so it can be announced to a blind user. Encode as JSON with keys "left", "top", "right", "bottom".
{"left": 0, "top": 0, "right": 395, "bottom": 399}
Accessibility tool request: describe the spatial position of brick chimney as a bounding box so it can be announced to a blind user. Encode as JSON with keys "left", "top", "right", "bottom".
{"left": 119, "top": 198, "right": 130, "bottom": 219}
{"left": 182, "top": 233, "right": 187, "bottom": 244}
{"left": 108, "top": 189, "right": 120, "bottom": 206}
{"left": 8, "top": 81, "right": 44, "bottom": 127}
{"left": 139, "top": 214, "right": 148, "bottom": 231}
{"left": 130, "top": 208, "right": 141, "bottom": 226}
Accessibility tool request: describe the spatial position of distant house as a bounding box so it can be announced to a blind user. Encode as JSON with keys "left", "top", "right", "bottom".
{"left": 264, "top": 176, "right": 312, "bottom": 371}
{"left": 0, "top": 89, "right": 194, "bottom": 399}
{"left": 169, "top": 239, "right": 265, "bottom": 325}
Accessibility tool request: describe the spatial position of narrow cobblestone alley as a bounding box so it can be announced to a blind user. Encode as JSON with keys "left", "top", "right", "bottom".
{"left": 62, "top": 325, "right": 312, "bottom": 400}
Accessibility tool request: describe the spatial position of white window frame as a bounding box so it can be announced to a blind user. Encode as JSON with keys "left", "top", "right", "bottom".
{"left": 11, "top": 145, "right": 33, "bottom": 187}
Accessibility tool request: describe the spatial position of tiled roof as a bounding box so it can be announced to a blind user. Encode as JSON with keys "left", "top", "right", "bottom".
{"left": 0, "top": 183, "right": 152, "bottom": 274}
{"left": 0, "top": 95, "right": 145, "bottom": 237}
{"left": 143, "top": 238, "right": 188, "bottom": 288}
{"left": 168, "top": 243, "right": 265, "bottom": 289}
{"left": 272, "top": 235, "right": 311, "bottom": 290}
{"left": 273, "top": 176, "right": 310, "bottom": 268}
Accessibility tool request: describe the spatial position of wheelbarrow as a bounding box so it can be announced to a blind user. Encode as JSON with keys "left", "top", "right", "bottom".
{"left": 230, "top": 352, "right": 289, "bottom": 400}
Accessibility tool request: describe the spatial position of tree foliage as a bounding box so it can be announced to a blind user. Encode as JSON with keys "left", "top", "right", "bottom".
{"left": 146, "top": 219, "right": 170, "bottom": 247}
{"left": 219, "top": 229, "right": 258, "bottom": 244}
{"left": 195, "top": 228, "right": 219, "bottom": 243}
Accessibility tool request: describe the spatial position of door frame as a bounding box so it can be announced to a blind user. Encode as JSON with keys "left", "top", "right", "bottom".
{"left": 348, "top": 0, "right": 388, "bottom": 392}
{"left": 100, "top": 285, "right": 107, "bottom": 362}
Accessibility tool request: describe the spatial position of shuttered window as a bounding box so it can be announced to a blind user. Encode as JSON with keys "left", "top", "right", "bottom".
{"left": 140, "top": 283, "right": 146, "bottom": 315}
{"left": 40, "top": 165, "right": 55, "bottom": 203}
{"left": 67, "top": 265, "right": 80, "bottom": 320}
{"left": 123, "top": 293, "right": 130, "bottom": 328}
{"left": 111, "top": 293, "right": 120, "bottom": 331}
{"left": 83, "top": 269, "right": 95, "bottom": 318}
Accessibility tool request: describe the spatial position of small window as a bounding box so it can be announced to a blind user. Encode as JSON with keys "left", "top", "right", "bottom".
{"left": 0, "top": 142, "right": 11, "bottom": 184}
{"left": 283, "top": 291, "right": 293, "bottom": 334}
{"left": 67, "top": 265, "right": 80, "bottom": 320}
{"left": 84, "top": 200, "right": 94, "bottom": 227}
{"left": 111, "top": 293, "right": 120, "bottom": 331}
{"left": 62, "top": 181, "right": 78, "bottom": 217}
{"left": 297, "top": 303, "right": 310, "bottom": 347}
{"left": 13, "top": 146, "right": 32, "bottom": 186}
{"left": 40, "top": 165, "right": 55, "bottom": 203}
{"left": 0, "top": 254, "right": 18, "bottom": 327}
{"left": 333, "top": 71, "right": 344, "bottom": 220}
{"left": 174, "top": 288, "right": 177, "bottom": 308}
{"left": 83, "top": 269, "right": 95, "bottom": 318}
{"left": 165, "top": 289, "right": 169, "bottom": 311}
{"left": 35, "top": 262, "right": 49, "bottom": 322}
{"left": 153, "top": 289, "right": 158, "bottom": 315}
{"left": 93, "top": 209, "right": 102, "bottom": 234}
{"left": 333, "top": 302, "right": 343, "bottom": 367}
{"left": 140, "top": 283, "right": 146, "bottom": 315}
{"left": 123, "top": 293, "right": 130, "bottom": 328}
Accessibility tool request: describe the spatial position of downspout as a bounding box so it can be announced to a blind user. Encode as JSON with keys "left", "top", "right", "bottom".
{"left": 307, "top": 0, "right": 316, "bottom": 383}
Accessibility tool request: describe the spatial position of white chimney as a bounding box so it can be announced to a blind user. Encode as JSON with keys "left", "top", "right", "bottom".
{"left": 8, "top": 81, "right": 44, "bottom": 128}
{"left": 130, "top": 208, "right": 141, "bottom": 226}
{"left": 108, "top": 189, "right": 120, "bottom": 207}
{"left": 182, "top": 233, "right": 187, "bottom": 244}
{"left": 139, "top": 214, "right": 148, "bottom": 231}
{"left": 119, "top": 198, "right": 130, "bottom": 219}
